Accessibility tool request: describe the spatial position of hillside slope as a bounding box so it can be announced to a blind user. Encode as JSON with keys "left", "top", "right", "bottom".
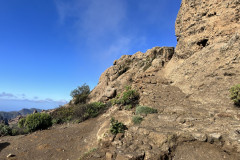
{"left": 1, "top": 0, "right": 240, "bottom": 160}
{"left": 0, "top": 108, "right": 42, "bottom": 122}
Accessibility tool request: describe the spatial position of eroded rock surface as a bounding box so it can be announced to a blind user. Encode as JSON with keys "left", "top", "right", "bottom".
{"left": 88, "top": 47, "right": 174, "bottom": 103}
{"left": 83, "top": 0, "right": 240, "bottom": 159}
{"left": 166, "top": 0, "right": 240, "bottom": 105}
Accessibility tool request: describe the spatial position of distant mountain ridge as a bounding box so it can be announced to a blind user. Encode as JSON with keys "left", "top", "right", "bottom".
{"left": 0, "top": 108, "right": 42, "bottom": 121}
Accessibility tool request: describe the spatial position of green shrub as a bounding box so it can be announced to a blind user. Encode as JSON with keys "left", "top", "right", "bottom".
{"left": 51, "top": 102, "right": 107, "bottom": 124}
{"left": 70, "top": 83, "right": 90, "bottom": 104}
{"left": 51, "top": 106, "right": 74, "bottom": 124}
{"left": 18, "top": 118, "right": 26, "bottom": 128}
{"left": 136, "top": 106, "right": 157, "bottom": 115}
{"left": 110, "top": 118, "right": 127, "bottom": 135}
{"left": 73, "top": 102, "right": 107, "bottom": 121}
{"left": 124, "top": 104, "right": 133, "bottom": 110}
{"left": 111, "top": 86, "right": 139, "bottom": 106}
{"left": 121, "top": 88, "right": 139, "bottom": 105}
{"left": 84, "top": 102, "right": 106, "bottom": 119}
{"left": 18, "top": 113, "right": 52, "bottom": 132}
{"left": 0, "top": 124, "right": 12, "bottom": 136}
{"left": 52, "top": 118, "right": 60, "bottom": 124}
{"left": 132, "top": 116, "right": 143, "bottom": 125}
{"left": 230, "top": 84, "right": 240, "bottom": 106}
{"left": 11, "top": 129, "right": 18, "bottom": 136}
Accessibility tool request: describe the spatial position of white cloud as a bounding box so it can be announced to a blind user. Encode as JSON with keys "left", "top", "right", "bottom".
{"left": 0, "top": 92, "right": 68, "bottom": 105}
{"left": 55, "top": 0, "right": 131, "bottom": 58}
{"left": 104, "top": 37, "right": 131, "bottom": 57}
{"left": 80, "top": 0, "right": 126, "bottom": 38}
{"left": 55, "top": 0, "right": 126, "bottom": 36}
{"left": 0, "top": 92, "right": 17, "bottom": 98}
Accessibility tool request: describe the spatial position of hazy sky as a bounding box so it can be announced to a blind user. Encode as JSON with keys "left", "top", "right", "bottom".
{"left": 0, "top": 0, "right": 181, "bottom": 111}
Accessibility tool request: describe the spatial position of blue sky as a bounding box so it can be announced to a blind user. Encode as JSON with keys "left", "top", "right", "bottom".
{"left": 0, "top": 0, "right": 181, "bottom": 111}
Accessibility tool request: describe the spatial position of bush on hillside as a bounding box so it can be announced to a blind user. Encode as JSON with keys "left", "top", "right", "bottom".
{"left": 132, "top": 115, "right": 143, "bottom": 125}
{"left": 110, "top": 118, "right": 127, "bottom": 135}
{"left": 0, "top": 124, "right": 12, "bottom": 137}
{"left": 135, "top": 106, "right": 157, "bottom": 115}
{"left": 73, "top": 102, "right": 106, "bottom": 121}
{"left": 111, "top": 86, "right": 139, "bottom": 106}
{"left": 124, "top": 104, "right": 133, "bottom": 110}
{"left": 230, "top": 84, "right": 240, "bottom": 106}
{"left": 51, "top": 106, "right": 74, "bottom": 124}
{"left": 84, "top": 102, "right": 106, "bottom": 119}
{"left": 51, "top": 102, "right": 107, "bottom": 124}
{"left": 18, "top": 113, "right": 52, "bottom": 132}
{"left": 70, "top": 83, "right": 90, "bottom": 104}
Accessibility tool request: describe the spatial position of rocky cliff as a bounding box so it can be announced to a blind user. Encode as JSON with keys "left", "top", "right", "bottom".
{"left": 85, "top": 0, "right": 240, "bottom": 159}
{"left": 89, "top": 0, "right": 240, "bottom": 107}
{"left": 88, "top": 47, "right": 174, "bottom": 104}
{"left": 166, "top": 0, "right": 240, "bottom": 105}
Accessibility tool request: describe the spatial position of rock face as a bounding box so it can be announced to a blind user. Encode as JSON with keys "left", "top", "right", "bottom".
{"left": 83, "top": 0, "right": 240, "bottom": 159}
{"left": 175, "top": 0, "right": 240, "bottom": 58}
{"left": 88, "top": 47, "right": 174, "bottom": 103}
{"left": 166, "top": 0, "right": 240, "bottom": 105}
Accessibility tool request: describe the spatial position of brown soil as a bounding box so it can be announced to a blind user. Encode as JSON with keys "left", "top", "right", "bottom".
{"left": 172, "top": 141, "right": 240, "bottom": 160}
{"left": 0, "top": 118, "right": 100, "bottom": 160}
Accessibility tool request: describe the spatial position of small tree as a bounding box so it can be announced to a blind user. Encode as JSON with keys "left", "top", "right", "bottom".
{"left": 70, "top": 83, "right": 90, "bottom": 104}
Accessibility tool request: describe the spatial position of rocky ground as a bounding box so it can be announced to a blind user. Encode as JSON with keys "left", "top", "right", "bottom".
{"left": 1, "top": 76, "right": 240, "bottom": 160}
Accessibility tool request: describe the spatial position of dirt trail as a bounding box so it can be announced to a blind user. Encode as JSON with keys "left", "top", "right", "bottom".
{"left": 0, "top": 117, "right": 100, "bottom": 160}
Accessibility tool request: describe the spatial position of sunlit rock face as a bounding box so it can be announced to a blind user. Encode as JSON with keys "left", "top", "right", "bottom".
{"left": 175, "top": 0, "right": 240, "bottom": 58}
{"left": 88, "top": 47, "right": 174, "bottom": 103}
{"left": 165, "top": 0, "right": 240, "bottom": 104}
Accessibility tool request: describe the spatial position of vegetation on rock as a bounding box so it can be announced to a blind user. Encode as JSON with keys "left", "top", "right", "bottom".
{"left": 135, "top": 106, "right": 157, "bottom": 115}
{"left": 111, "top": 86, "right": 139, "bottom": 107}
{"left": 110, "top": 117, "right": 127, "bottom": 135}
{"left": 230, "top": 84, "right": 240, "bottom": 106}
{"left": 132, "top": 115, "right": 143, "bottom": 125}
{"left": 124, "top": 104, "right": 133, "bottom": 110}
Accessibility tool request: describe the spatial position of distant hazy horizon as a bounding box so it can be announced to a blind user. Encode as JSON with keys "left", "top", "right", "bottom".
{"left": 0, "top": 98, "right": 67, "bottom": 112}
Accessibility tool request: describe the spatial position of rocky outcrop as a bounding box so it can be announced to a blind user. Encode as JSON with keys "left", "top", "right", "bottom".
{"left": 165, "top": 0, "right": 240, "bottom": 105}
{"left": 89, "top": 1, "right": 240, "bottom": 107}
{"left": 175, "top": 0, "right": 240, "bottom": 58}
{"left": 84, "top": 0, "right": 240, "bottom": 159}
{"left": 88, "top": 47, "right": 174, "bottom": 103}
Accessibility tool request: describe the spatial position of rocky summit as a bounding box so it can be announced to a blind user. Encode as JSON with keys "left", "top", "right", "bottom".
{"left": 0, "top": 0, "right": 240, "bottom": 160}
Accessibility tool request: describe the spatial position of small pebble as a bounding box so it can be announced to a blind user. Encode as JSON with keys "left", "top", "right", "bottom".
{"left": 7, "top": 154, "right": 15, "bottom": 158}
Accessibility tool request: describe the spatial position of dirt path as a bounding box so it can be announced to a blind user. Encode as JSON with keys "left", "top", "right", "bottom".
{"left": 0, "top": 117, "right": 100, "bottom": 160}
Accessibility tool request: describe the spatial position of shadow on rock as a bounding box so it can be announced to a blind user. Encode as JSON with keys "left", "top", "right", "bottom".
{"left": 0, "top": 142, "right": 10, "bottom": 152}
